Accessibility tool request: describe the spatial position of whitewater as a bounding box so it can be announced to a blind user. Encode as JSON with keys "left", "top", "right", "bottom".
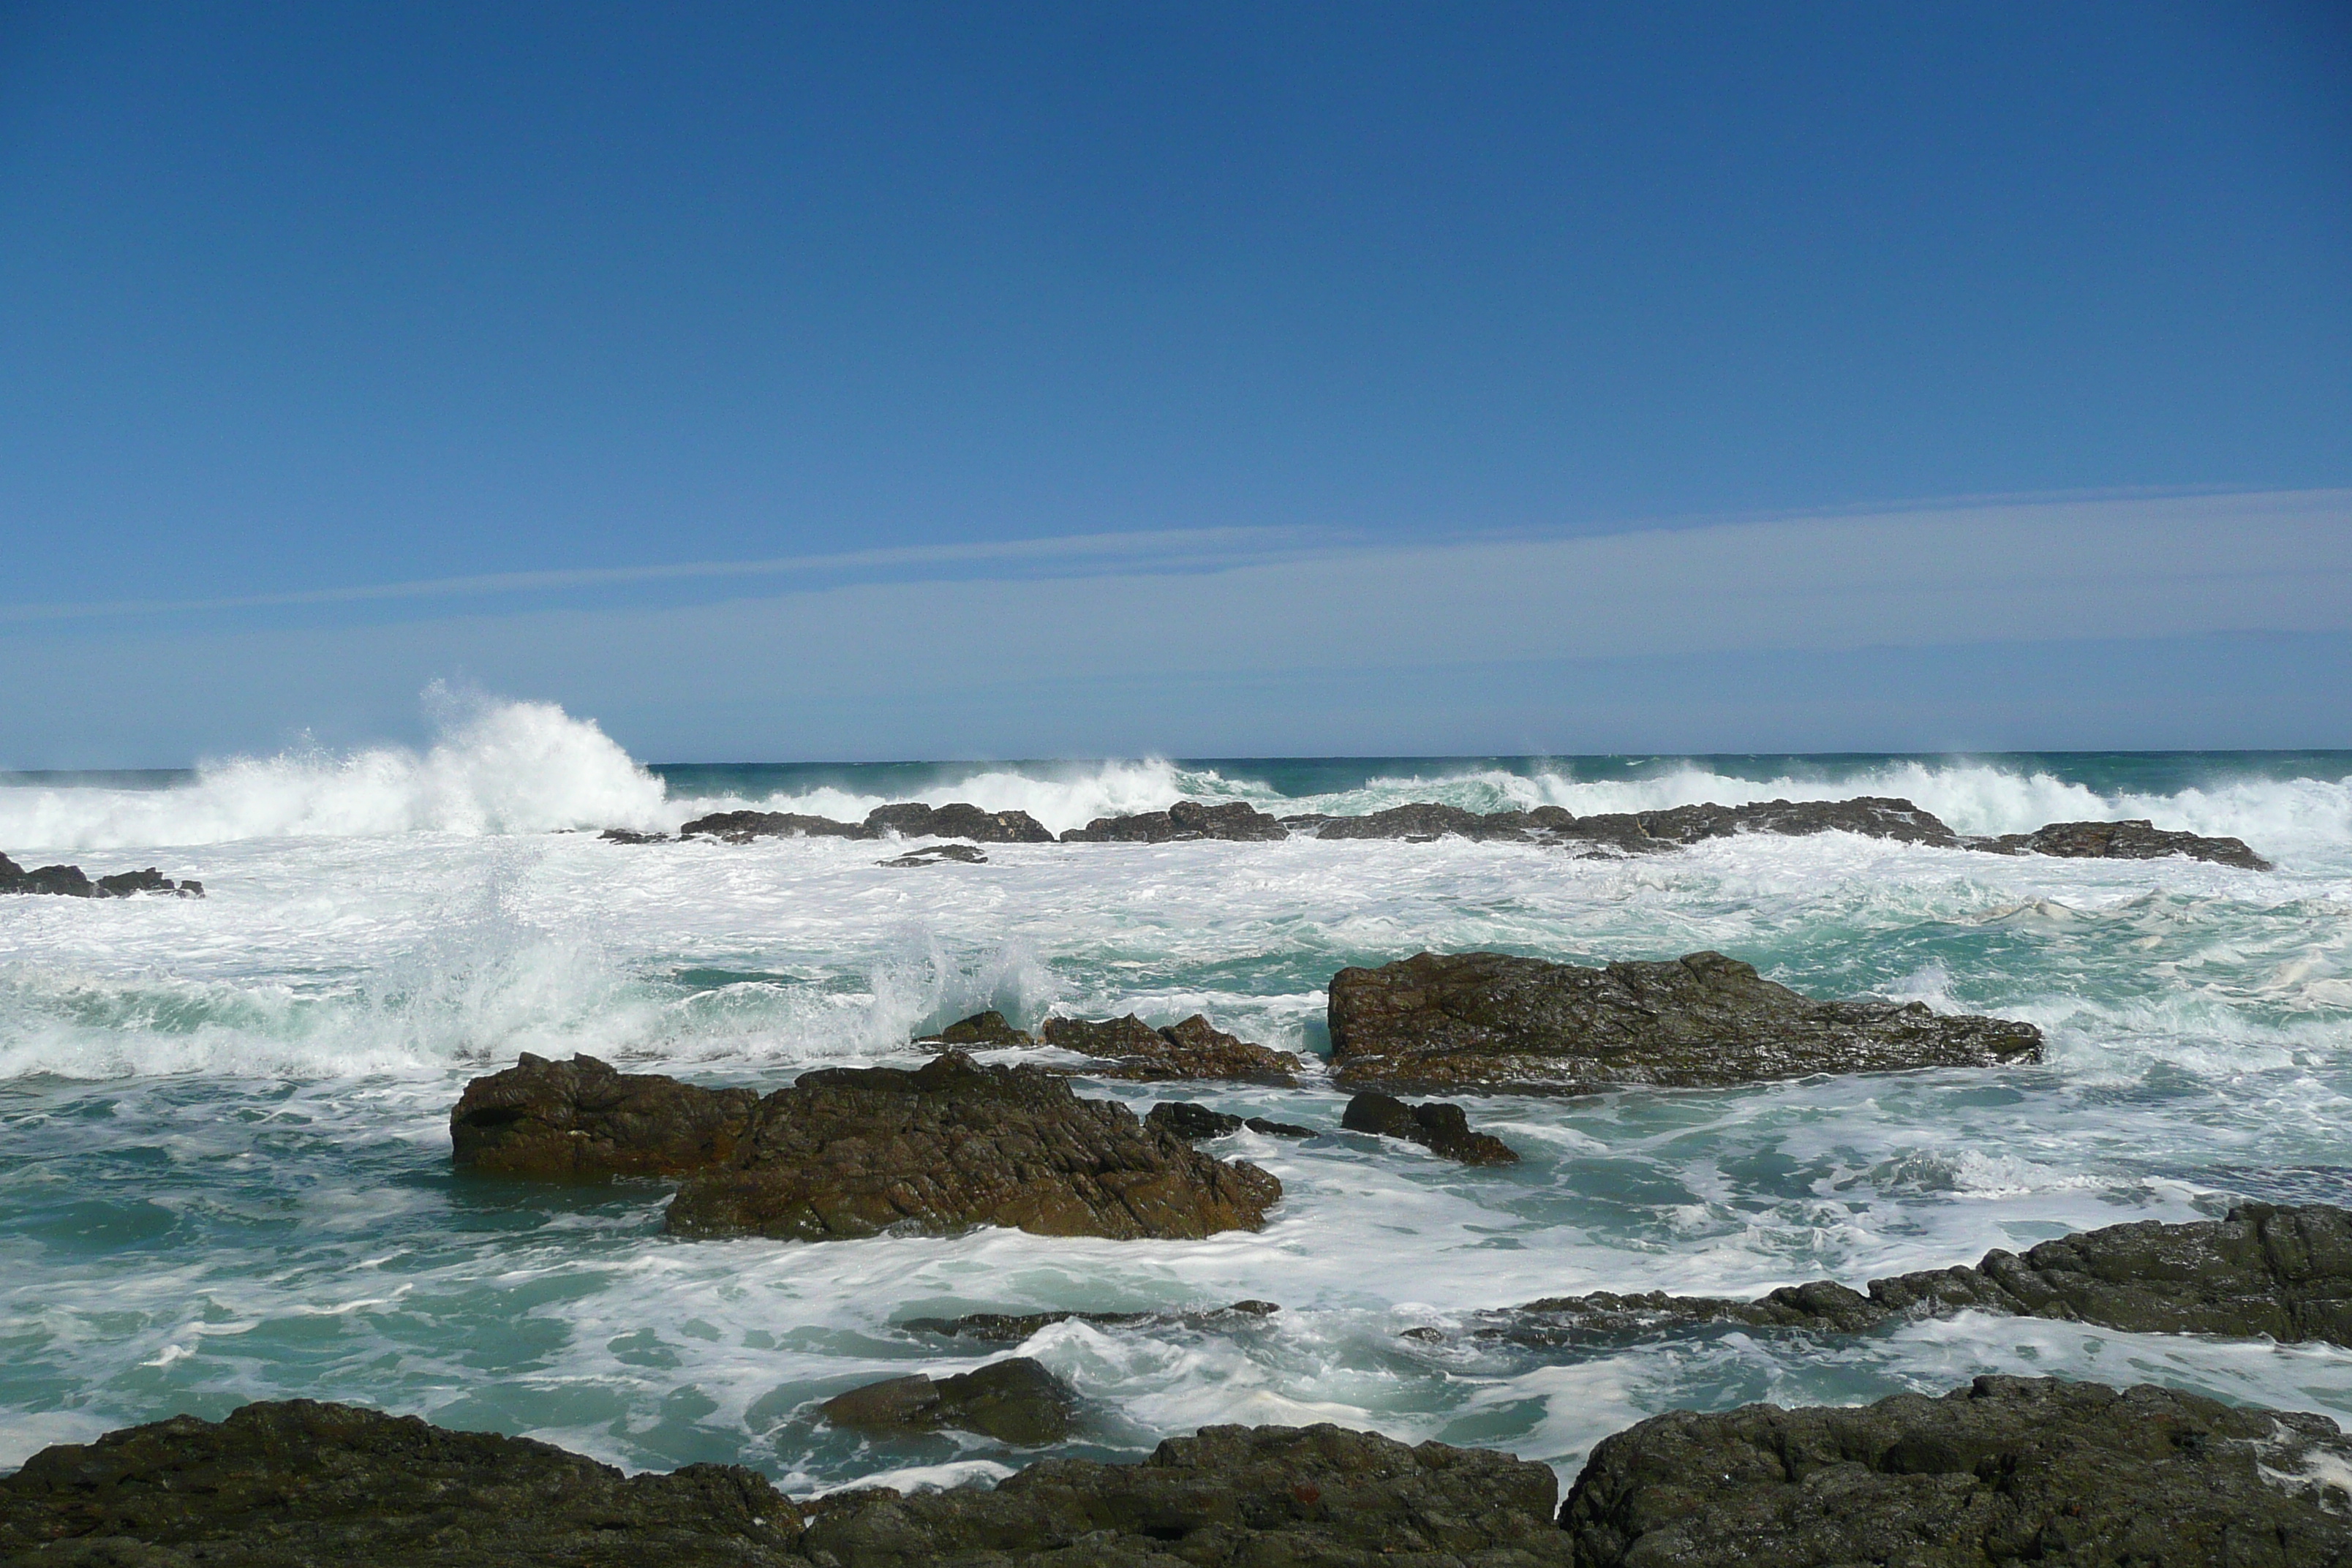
{"left": 4, "top": 696, "right": 2351, "bottom": 1496}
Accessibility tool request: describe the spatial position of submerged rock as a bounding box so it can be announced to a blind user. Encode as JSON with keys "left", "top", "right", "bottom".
{"left": 1327, "top": 949, "right": 2043, "bottom": 1093}
{"left": 864, "top": 802, "right": 1055, "bottom": 843}
{"left": 449, "top": 1052, "right": 758, "bottom": 1180}
{"left": 0, "top": 1398, "right": 802, "bottom": 1567}
{"left": 1341, "top": 1091, "right": 1520, "bottom": 1165}
{"left": 1559, "top": 1375, "right": 2352, "bottom": 1568}
{"left": 1969, "top": 817, "right": 2273, "bottom": 870}
{"left": 598, "top": 827, "right": 672, "bottom": 844}
{"left": 0, "top": 851, "right": 202, "bottom": 897}
{"left": 821, "top": 1357, "right": 1077, "bottom": 1445}
{"left": 663, "top": 1052, "right": 1281, "bottom": 1242}
{"left": 1506, "top": 1201, "right": 2352, "bottom": 1348}
{"left": 1039, "top": 1013, "right": 1305, "bottom": 1085}
{"left": 1061, "top": 799, "right": 1290, "bottom": 842}
{"left": 879, "top": 843, "right": 988, "bottom": 867}
{"left": 1146, "top": 1101, "right": 1318, "bottom": 1140}
{"left": 902, "top": 1300, "right": 1282, "bottom": 1343}
{"left": 677, "top": 809, "right": 877, "bottom": 843}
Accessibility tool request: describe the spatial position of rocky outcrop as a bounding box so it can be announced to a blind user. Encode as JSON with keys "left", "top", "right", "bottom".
{"left": 902, "top": 1300, "right": 1282, "bottom": 1342}
{"left": 1039, "top": 1013, "right": 1305, "bottom": 1085}
{"left": 1147, "top": 1101, "right": 1317, "bottom": 1140}
{"left": 879, "top": 843, "right": 987, "bottom": 866}
{"left": 1341, "top": 1091, "right": 1520, "bottom": 1165}
{"left": 1969, "top": 817, "right": 2273, "bottom": 870}
{"left": 1061, "top": 799, "right": 1291, "bottom": 842}
{"left": 677, "top": 809, "right": 878, "bottom": 843}
{"left": 0, "top": 1398, "right": 803, "bottom": 1567}
{"left": 1503, "top": 1202, "right": 2352, "bottom": 1349}
{"left": 449, "top": 1052, "right": 758, "bottom": 1180}
{"left": 1327, "top": 949, "right": 2043, "bottom": 1093}
{"left": 0, "top": 851, "right": 202, "bottom": 897}
{"left": 1559, "top": 1376, "right": 2352, "bottom": 1568}
{"left": 820, "top": 1357, "right": 1077, "bottom": 1445}
{"left": 663, "top": 1052, "right": 1281, "bottom": 1242}
{"left": 917, "top": 1009, "right": 1035, "bottom": 1048}
{"left": 598, "top": 827, "right": 671, "bottom": 844}
{"left": 864, "top": 802, "right": 1056, "bottom": 843}
{"left": 1, "top": 1402, "right": 1572, "bottom": 1567}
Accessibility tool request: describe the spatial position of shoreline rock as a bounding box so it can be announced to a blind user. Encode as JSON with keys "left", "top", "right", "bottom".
{"left": 1, "top": 851, "right": 203, "bottom": 898}
{"left": 820, "top": 1357, "right": 1077, "bottom": 1445}
{"left": 1502, "top": 1201, "right": 2352, "bottom": 1348}
{"left": 1060, "top": 799, "right": 1289, "bottom": 842}
{"left": 1039, "top": 1013, "right": 1305, "bottom": 1085}
{"left": 1341, "top": 1090, "right": 1520, "bottom": 1164}
{"left": 663, "top": 1052, "right": 1281, "bottom": 1242}
{"left": 902, "top": 1300, "right": 1282, "bottom": 1342}
{"left": 1147, "top": 1101, "right": 1317, "bottom": 1140}
{"left": 450, "top": 1052, "right": 759, "bottom": 1180}
{"left": 1559, "top": 1375, "right": 2352, "bottom": 1567}
{"left": 1327, "top": 949, "right": 2043, "bottom": 1093}
{"left": 880, "top": 843, "right": 987, "bottom": 867}
{"left": 916, "top": 1010, "right": 1035, "bottom": 1049}
{"left": 1967, "top": 816, "right": 2272, "bottom": 870}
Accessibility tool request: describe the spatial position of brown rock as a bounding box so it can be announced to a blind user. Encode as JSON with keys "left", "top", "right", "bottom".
{"left": 1341, "top": 1091, "right": 1520, "bottom": 1164}
{"left": 1969, "top": 817, "right": 2272, "bottom": 870}
{"left": 1040, "top": 1013, "right": 1304, "bottom": 1085}
{"left": 919, "top": 1009, "right": 1036, "bottom": 1048}
{"left": 449, "top": 1052, "right": 758, "bottom": 1180}
{"left": 821, "top": 1357, "right": 1077, "bottom": 1445}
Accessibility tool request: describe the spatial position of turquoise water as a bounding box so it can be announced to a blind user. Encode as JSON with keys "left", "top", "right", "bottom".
{"left": 4, "top": 706, "right": 2350, "bottom": 1491}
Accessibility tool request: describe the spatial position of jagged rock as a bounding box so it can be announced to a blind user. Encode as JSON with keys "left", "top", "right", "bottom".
{"left": 1640, "top": 794, "right": 1961, "bottom": 845}
{"left": 0, "top": 851, "right": 203, "bottom": 897}
{"left": 1970, "top": 817, "right": 2273, "bottom": 870}
{"left": 677, "top": 809, "right": 876, "bottom": 843}
{"left": 918, "top": 1009, "right": 1036, "bottom": 1048}
{"left": 1327, "top": 949, "right": 2042, "bottom": 1093}
{"left": 1146, "top": 1101, "right": 1317, "bottom": 1140}
{"left": 1060, "top": 799, "right": 1292, "bottom": 842}
{"left": 1039, "top": 1013, "right": 1305, "bottom": 1085}
{"left": 0, "top": 1398, "right": 803, "bottom": 1567}
{"left": 449, "top": 1052, "right": 759, "bottom": 1180}
{"left": 1341, "top": 1091, "right": 1520, "bottom": 1165}
{"left": 1298, "top": 796, "right": 1956, "bottom": 852}
{"left": 598, "top": 827, "right": 673, "bottom": 844}
{"left": 1558, "top": 1375, "right": 2352, "bottom": 1568}
{"left": 820, "top": 1357, "right": 1077, "bottom": 1445}
{"left": 663, "top": 1052, "right": 1281, "bottom": 1242}
{"left": 1308, "top": 802, "right": 1575, "bottom": 843}
{"left": 880, "top": 843, "right": 988, "bottom": 867}
{"left": 864, "top": 802, "right": 1055, "bottom": 843}
{"left": 799, "top": 1422, "right": 1572, "bottom": 1567}
{"left": 1505, "top": 1201, "right": 2352, "bottom": 1348}
{"left": 903, "top": 1300, "right": 1282, "bottom": 1342}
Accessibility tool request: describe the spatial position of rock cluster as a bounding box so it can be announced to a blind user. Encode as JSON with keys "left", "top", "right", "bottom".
{"left": 1039, "top": 1012, "right": 1305, "bottom": 1085}
{"left": 1968, "top": 816, "right": 2272, "bottom": 870}
{"left": 879, "top": 843, "right": 987, "bottom": 867}
{"left": 1341, "top": 1090, "right": 1520, "bottom": 1164}
{"left": 1504, "top": 1201, "right": 2352, "bottom": 1348}
{"left": 1328, "top": 949, "right": 2043, "bottom": 1093}
{"left": 1146, "top": 1100, "right": 1316, "bottom": 1140}
{"left": 675, "top": 802, "right": 1054, "bottom": 844}
{"left": 820, "top": 1357, "right": 1077, "bottom": 1445}
{"left": 902, "top": 1300, "right": 1282, "bottom": 1343}
{"left": 663, "top": 1052, "right": 1281, "bottom": 1242}
{"left": 1, "top": 851, "right": 202, "bottom": 897}
{"left": 1560, "top": 1375, "right": 2352, "bottom": 1568}
{"left": 451, "top": 1052, "right": 758, "bottom": 1180}
{"left": 1060, "top": 799, "right": 1289, "bottom": 842}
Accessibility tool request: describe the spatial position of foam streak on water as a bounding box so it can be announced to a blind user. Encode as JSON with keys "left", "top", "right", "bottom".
{"left": 2, "top": 700, "right": 2351, "bottom": 1486}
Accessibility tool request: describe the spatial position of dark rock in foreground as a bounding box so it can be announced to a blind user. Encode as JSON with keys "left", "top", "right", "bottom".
{"left": 1060, "top": 798, "right": 1290, "bottom": 842}
{"left": 903, "top": 1300, "right": 1282, "bottom": 1343}
{"left": 880, "top": 843, "right": 988, "bottom": 867}
{"left": 864, "top": 802, "right": 1055, "bottom": 843}
{"left": 820, "top": 1356, "right": 1077, "bottom": 1445}
{"left": 1039, "top": 1012, "right": 1305, "bottom": 1085}
{"left": 451, "top": 1052, "right": 758, "bottom": 1180}
{"left": 1507, "top": 1201, "right": 2352, "bottom": 1349}
{"left": 678, "top": 809, "right": 879, "bottom": 843}
{"left": 0, "top": 1398, "right": 802, "bottom": 1566}
{"left": 1341, "top": 1090, "right": 1521, "bottom": 1165}
{"left": 1, "top": 851, "right": 202, "bottom": 898}
{"left": 663, "top": 1052, "right": 1281, "bottom": 1242}
{"left": 1328, "top": 949, "right": 2043, "bottom": 1093}
{"left": 1970, "top": 816, "right": 2274, "bottom": 870}
{"left": 1147, "top": 1100, "right": 1317, "bottom": 1140}
{"left": 1560, "top": 1375, "right": 2352, "bottom": 1568}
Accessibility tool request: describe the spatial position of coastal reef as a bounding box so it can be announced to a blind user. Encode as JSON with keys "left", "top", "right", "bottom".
{"left": 0, "top": 851, "right": 201, "bottom": 897}
{"left": 819, "top": 1356, "right": 1077, "bottom": 1445}
{"left": 1341, "top": 1090, "right": 1523, "bottom": 1164}
{"left": 1327, "top": 949, "right": 2044, "bottom": 1093}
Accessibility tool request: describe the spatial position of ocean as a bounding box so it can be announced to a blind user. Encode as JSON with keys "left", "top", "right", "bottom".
{"left": 4, "top": 696, "right": 2350, "bottom": 1496}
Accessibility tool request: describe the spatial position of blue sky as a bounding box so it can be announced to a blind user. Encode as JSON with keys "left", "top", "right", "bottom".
{"left": 2, "top": 1, "right": 2348, "bottom": 764}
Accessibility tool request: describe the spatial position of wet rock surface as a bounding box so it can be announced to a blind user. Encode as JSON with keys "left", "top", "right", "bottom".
{"left": 1147, "top": 1100, "right": 1318, "bottom": 1140}
{"left": 1969, "top": 816, "right": 2274, "bottom": 870}
{"left": 677, "top": 809, "right": 878, "bottom": 843}
{"left": 1341, "top": 1090, "right": 1521, "bottom": 1165}
{"left": 1506, "top": 1201, "right": 2352, "bottom": 1348}
{"left": 918, "top": 1009, "right": 1036, "bottom": 1048}
{"left": 598, "top": 826, "right": 673, "bottom": 843}
{"left": 449, "top": 1052, "right": 758, "bottom": 1180}
{"left": 1558, "top": 1375, "right": 2352, "bottom": 1568}
{"left": 0, "top": 1398, "right": 804, "bottom": 1567}
{"left": 1039, "top": 1013, "right": 1305, "bottom": 1085}
{"left": 880, "top": 842, "right": 988, "bottom": 867}
{"left": 820, "top": 1357, "right": 1077, "bottom": 1445}
{"left": 864, "top": 801, "right": 1056, "bottom": 843}
{"left": 1, "top": 851, "right": 202, "bottom": 897}
{"left": 1328, "top": 949, "right": 2043, "bottom": 1093}
{"left": 1061, "top": 799, "right": 1290, "bottom": 842}
{"left": 662, "top": 1052, "right": 1281, "bottom": 1242}
{"left": 902, "top": 1300, "right": 1283, "bottom": 1342}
